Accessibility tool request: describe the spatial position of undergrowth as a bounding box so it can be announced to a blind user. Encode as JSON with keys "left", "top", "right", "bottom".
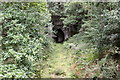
{"left": 64, "top": 37, "right": 120, "bottom": 78}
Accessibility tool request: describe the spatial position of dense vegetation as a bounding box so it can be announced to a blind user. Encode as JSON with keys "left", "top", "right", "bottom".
{"left": 0, "top": 2, "right": 120, "bottom": 78}
{"left": 0, "top": 3, "right": 52, "bottom": 78}
{"left": 64, "top": 2, "right": 120, "bottom": 78}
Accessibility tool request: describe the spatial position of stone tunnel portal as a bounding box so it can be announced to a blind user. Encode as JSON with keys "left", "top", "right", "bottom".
{"left": 54, "top": 29, "right": 65, "bottom": 43}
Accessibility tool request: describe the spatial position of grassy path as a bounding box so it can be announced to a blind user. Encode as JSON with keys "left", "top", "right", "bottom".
{"left": 41, "top": 43, "right": 75, "bottom": 78}
{"left": 40, "top": 42, "right": 120, "bottom": 78}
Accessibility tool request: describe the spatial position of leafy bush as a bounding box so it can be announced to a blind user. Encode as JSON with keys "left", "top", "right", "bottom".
{"left": 82, "top": 3, "right": 120, "bottom": 53}
{"left": 63, "top": 2, "right": 86, "bottom": 28}
{"left": 0, "top": 3, "right": 52, "bottom": 78}
{"left": 64, "top": 2, "right": 120, "bottom": 78}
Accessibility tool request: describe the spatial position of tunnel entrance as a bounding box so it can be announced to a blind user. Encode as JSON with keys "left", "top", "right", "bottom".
{"left": 54, "top": 29, "right": 65, "bottom": 43}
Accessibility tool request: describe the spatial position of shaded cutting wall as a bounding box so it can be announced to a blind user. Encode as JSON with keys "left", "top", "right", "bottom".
{"left": 51, "top": 15, "right": 71, "bottom": 43}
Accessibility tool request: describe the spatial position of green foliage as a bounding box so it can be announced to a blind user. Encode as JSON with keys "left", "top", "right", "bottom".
{"left": 64, "top": 2, "right": 120, "bottom": 78}
{"left": 64, "top": 2, "right": 120, "bottom": 53}
{"left": 82, "top": 2, "right": 120, "bottom": 53}
{"left": 0, "top": 64, "right": 35, "bottom": 78}
{"left": 0, "top": 2, "right": 119, "bottom": 78}
{"left": 75, "top": 48, "right": 98, "bottom": 62}
{"left": 98, "top": 56, "right": 118, "bottom": 78}
{"left": 0, "top": 3, "right": 52, "bottom": 78}
{"left": 70, "top": 44, "right": 118, "bottom": 78}
{"left": 63, "top": 2, "right": 86, "bottom": 28}
{"left": 47, "top": 2, "right": 65, "bottom": 15}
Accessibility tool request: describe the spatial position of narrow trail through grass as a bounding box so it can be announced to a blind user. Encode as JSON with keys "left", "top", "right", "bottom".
{"left": 40, "top": 42, "right": 120, "bottom": 78}
{"left": 41, "top": 43, "right": 75, "bottom": 78}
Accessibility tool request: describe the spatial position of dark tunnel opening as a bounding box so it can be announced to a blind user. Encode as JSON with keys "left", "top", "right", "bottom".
{"left": 54, "top": 29, "right": 65, "bottom": 43}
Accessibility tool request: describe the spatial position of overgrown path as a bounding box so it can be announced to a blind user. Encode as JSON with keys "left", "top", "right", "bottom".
{"left": 41, "top": 43, "right": 75, "bottom": 78}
